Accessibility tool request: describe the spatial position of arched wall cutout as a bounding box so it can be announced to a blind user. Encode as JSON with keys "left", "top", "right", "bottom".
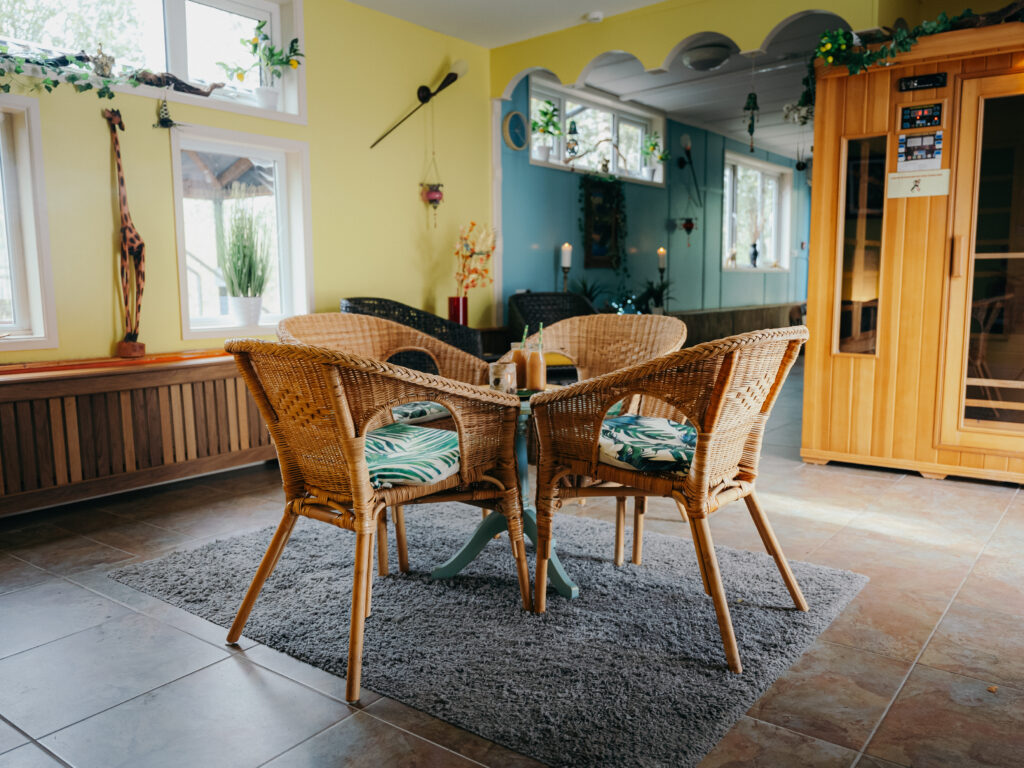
{"left": 499, "top": 66, "right": 562, "bottom": 101}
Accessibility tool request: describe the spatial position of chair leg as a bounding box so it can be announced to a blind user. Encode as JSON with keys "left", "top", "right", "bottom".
{"left": 632, "top": 497, "right": 647, "bottom": 565}
{"left": 365, "top": 526, "right": 375, "bottom": 619}
{"left": 346, "top": 530, "right": 373, "bottom": 704}
{"left": 614, "top": 496, "right": 626, "bottom": 566}
{"left": 692, "top": 516, "right": 742, "bottom": 673}
{"left": 745, "top": 492, "right": 808, "bottom": 611}
{"left": 535, "top": 540, "right": 550, "bottom": 614}
{"left": 505, "top": 519, "right": 533, "bottom": 612}
{"left": 227, "top": 509, "right": 297, "bottom": 644}
{"left": 376, "top": 515, "right": 389, "bottom": 577}
{"left": 393, "top": 505, "right": 409, "bottom": 573}
{"left": 676, "top": 498, "right": 710, "bottom": 595}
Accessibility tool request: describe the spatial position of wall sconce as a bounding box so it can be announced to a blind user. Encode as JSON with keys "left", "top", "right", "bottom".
{"left": 675, "top": 133, "right": 703, "bottom": 208}
{"left": 370, "top": 59, "right": 469, "bottom": 148}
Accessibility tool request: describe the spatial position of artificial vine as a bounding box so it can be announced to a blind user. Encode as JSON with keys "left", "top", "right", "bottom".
{"left": 578, "top": 173, "right": 628, "bottom": 274}
{"left": 789, "top": 1, "right": 1024, "bottom": 121}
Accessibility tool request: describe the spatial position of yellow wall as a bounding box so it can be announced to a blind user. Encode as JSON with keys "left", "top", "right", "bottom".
{"left": 1, "top": 0, "right": 494, "bottom": 364}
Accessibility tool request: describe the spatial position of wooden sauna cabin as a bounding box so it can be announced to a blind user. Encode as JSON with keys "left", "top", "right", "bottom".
{"left": 802, "top": 23, "right": 1024, "bottom": 483}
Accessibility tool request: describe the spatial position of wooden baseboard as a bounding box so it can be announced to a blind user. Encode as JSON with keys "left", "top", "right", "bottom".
{"left": 799, "top": 448, "right": 1024, "bottom": 485}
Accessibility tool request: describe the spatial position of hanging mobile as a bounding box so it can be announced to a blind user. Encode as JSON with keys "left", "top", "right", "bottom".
{"left": 743, "top": 57, "right": 759, "bottom": 152}
{"left": 153, "top": 94, "right": 177, "bottom": 129}
{"left": 420, "top": 103, "right": 444, "bottom": 227}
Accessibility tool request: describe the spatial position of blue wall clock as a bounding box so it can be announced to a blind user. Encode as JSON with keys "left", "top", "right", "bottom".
{"left": 502, "top": 110, "right": 528, "bottom": 151}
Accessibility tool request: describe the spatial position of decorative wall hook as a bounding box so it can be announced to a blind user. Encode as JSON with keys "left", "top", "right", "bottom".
{"left": 370, "top": 60, "right": 468, "bottom": 149}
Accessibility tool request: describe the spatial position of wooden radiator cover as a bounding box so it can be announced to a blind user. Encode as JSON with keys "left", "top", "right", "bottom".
{"left": 0, "top": 353, "right": 277, "bottom": 517}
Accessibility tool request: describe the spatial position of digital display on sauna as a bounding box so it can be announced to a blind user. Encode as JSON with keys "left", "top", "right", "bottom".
{"left": 900, "top": 103, "right": 942, "bottom": 129}
{"left": 838, "top": 137, "right": 887, "bottom": 354}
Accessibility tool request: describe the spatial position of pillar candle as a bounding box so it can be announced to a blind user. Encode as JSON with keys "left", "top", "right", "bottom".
{"left": 561, "top": 243, "right": 573, "bottom": 269}
{"left": 657, "top": 247, "right": 667, "bottom": 270}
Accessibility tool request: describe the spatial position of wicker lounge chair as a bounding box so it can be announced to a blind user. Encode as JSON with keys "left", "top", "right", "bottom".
{"left": 224, "top": 339, "right": 531, "bottom": 704}
{"left": 507, "top": 291, "right": 597, "bottom": 346}
{"left": 529, "top": 327, "right": 810, "bottom": 673}
{"left": 339, "top": 297, "right": 484, "bottom": 358}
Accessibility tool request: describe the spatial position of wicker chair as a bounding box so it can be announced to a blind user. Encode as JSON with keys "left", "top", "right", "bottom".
{"left": 530, "top": 327, "right": 810, "bottom": 673}
{"left": 224, "top": 339, "right": 531, "bottom": 704}
{"left": 340, "top": 297, "right": 484, "bottom": 358}
{"left": 507, "top": 292, "right": 597, "bottom": 344}
{"left": 279, "top": 313, "right": 488, "bottom": 386}
{"left": 499, "top": 313, "right": 688, "bottom": 564}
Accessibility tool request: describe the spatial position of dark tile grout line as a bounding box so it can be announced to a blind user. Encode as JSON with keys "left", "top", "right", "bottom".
{"left": 742, "top": 715, "right": 862, "bottom": 762}
{"left": 848, "top": 485, "right": 1021, "bottom": 768}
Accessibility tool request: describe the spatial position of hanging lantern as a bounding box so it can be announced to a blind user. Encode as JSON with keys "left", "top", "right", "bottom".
{"left": 565, "top": 120, "right": 579, "bottom": 158}
{"left": 420, "top": 183, "right": 444, "bottom": 226}
{"left": 681, "top": 217, "right": 697, "bottom": 246}
{"left": 743, "top": 92, "right": 759, "bottom": 153}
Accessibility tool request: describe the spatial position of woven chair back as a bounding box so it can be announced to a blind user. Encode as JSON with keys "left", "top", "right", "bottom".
{"left": 339, "top": 297, "right": 484, "bottom": 357}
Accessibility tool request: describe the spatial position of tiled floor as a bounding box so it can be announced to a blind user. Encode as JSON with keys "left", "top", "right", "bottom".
{"left": 0, "top": 360, "right": 1021, "bottom": 767}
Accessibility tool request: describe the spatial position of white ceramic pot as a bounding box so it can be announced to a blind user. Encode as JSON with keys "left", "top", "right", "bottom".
{"left": 645, "top": 166, "right": 657, "bottom": 180}
{"left": 536, "top": 144, "right": 552, "bottom": 163}
{"left": 651, "top": 306, "right": 665, "bottom": 315}
{"left": 228, "top": 295, "right": 263, "bottom": 327}
{"left": 254, "top": 86, "right": 280, "bottom": 111}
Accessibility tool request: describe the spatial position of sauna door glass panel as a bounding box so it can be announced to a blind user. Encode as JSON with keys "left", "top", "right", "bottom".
{"left": 964, "top": 94, "right": 1024, "bottom": 428}
{"left": 838, "top": 136, "right": 886, "bottom": 354}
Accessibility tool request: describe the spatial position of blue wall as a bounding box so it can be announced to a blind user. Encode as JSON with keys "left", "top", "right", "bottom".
{"left": 499, "top": 78, "right": 810, "bottom": 320}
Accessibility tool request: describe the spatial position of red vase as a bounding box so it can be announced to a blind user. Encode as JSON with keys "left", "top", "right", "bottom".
{"left": 448, "top": 296, "right": 468, "bottom": 325}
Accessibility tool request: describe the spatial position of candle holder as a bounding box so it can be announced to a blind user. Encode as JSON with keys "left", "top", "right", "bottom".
{"left": 658, "top": 266, "right": 666, "bottom": 284}
{"left": 562, "top": 266, "right": 571, "bottom": 292}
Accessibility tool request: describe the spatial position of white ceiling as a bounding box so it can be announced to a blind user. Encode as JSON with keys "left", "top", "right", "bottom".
{"left": 349, "top": 0, "right": 665, "bottom": 48}
{"left": 583, "top": 12, "right": 849, "bottom": 158}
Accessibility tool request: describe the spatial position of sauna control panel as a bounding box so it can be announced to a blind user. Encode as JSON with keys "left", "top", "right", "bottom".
{"left": 900, "top": 103, "right": 943, "bottom": 130}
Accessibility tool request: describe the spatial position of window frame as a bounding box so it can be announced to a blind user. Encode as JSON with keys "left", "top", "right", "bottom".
{"left": 0, "top": 94, "right": 57, "bottom": 351}
{"left": 722, "top": 150, "right": 794, "bottom": 273}
{"left": 170, "top": 124, "right": 312, "bottom": 339}
{"left": 528, "top": 77, "right": 667, "bottom": 186}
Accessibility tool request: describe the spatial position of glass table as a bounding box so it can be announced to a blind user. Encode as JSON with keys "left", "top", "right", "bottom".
{"left": 430, "top": 393, "right": 580, "bottom": 599}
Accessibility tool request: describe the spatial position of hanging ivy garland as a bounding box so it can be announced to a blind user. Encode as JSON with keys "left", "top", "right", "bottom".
{"left": 578, "top": 173, "right": 628, "bottom": 274}
{"left": 790, "top": 2, "right": 1024, "bottom": 118}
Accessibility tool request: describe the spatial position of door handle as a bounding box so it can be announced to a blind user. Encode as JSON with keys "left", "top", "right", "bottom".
{"left": 950, "top": 235, "right": 967, "bottom": 278}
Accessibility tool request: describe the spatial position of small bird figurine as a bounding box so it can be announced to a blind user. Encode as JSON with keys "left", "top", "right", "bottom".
{"left": 153, "top": 96, "right": 177, "bottom": 129}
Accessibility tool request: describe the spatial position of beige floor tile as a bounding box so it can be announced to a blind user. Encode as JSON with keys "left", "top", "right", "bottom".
{"left": 919, "top": 601, "right": 1024, "bottom": 688}
{"left": 866, "top": 665, "right": 1024, "bottom": 768}
{"left": 747, "top": 640, "right": 911, "bottom": 751}
{"left": 699, "top": 716, "right": 858, "bottom": 768}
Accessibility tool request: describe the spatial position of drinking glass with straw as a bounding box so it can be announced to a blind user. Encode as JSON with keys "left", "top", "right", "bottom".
{"left": 526, "top": 322, "right": 547, "bottom": 391}
{"left": 510, "top": 325, "right": 528, "bottom": 389}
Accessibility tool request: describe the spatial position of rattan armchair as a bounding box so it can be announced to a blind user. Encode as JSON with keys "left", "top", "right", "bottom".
{"left": 507, "top": 291, "right": 597, "bottom": 344}
{"left": 224, "top": 339, "right": 531, "bottom": 704}
{"left": 279, "top": 313, "right": 488, "bottom": 386}
{"left": 500, "top": 313, "right": 688, "bottom": 565}
{"left": 340, "top": 297, "right": 484, "bottom": 358}
{"left": 530, "top": 327, "right": 809, "bottom": 673}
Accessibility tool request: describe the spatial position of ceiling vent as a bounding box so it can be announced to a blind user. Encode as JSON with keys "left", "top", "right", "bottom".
{"left": 682, "top": 44, "right": 732, "bottom": 72}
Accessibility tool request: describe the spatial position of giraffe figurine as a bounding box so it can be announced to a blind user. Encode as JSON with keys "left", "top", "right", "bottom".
{"left": 102, "top": 109, "right": 147, "bottom": 357}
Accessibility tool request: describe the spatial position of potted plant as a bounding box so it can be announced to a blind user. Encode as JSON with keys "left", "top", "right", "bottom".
{"left": 218, "top": 20, "right": 303, "bottom": 110}
{"left": 641, "top": 132, "right": 669, "bottom": 179}
{"left": 530, "top": 99, "right": 562, "bottom": 163}
{"left": 637, "top": 278, "right": 672, "bottom": 314}
{"left": 219, "top": 183, "right": 272, "bottom": 327}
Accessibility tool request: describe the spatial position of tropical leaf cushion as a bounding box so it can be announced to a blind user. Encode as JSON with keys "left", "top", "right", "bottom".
{"left": 598, "top": 415, "right": 698, "bottom": 476}
{"left": 365, "top": 422, "right": 460, "bottom": 488}
{"left": 391, "top": 400, "right": 451, "bottom": 425}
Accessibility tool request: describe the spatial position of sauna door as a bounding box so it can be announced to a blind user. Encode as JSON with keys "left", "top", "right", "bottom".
{"left": 939, "top": 72, "right": 1024, "bottom": 454}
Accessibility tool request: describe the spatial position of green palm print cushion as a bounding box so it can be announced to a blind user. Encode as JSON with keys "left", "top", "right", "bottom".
{"left": 391, "top": 400, "right": 451, "bottom": 425}
{"left": 365, "top": 422, "right": 460, "bottom": 488}
{"left": 598, "top": 415, "right": 698, "bottom": 476}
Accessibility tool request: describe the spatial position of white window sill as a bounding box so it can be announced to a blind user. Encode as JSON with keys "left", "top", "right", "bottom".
{"left": 113, "top": 81, "right": 307, "bottom": 126}
{"left": 0, "top": 332, "right": 59, "bottom": 351}
{"left": 529, "top": 156, "right": 666, "bottom": 187}
{"left": 722, "top": 267, "right": 792, "bottom": 274}
{"left": 183, "top": 322, "right": 278, "bottom": 340}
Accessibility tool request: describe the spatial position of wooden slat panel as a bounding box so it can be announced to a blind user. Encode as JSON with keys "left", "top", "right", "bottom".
{"left": 145, "top": 388, "right": 162, "bottom": 467}
{"left": 76, "top": 397, "right": 97, "bottom": 481}
{"left": 15, "top": 401, "right": 39, "bottom": 491}
{"left": 158, "top": 386, "right": 174, "bottom": 465}
{"left": 226, "top": 380, "right": 240, "bottom": 453}
{"left": 248, "top": 391, "right": 262, "bottom": 447}
{"left": 0, "top": 402, "right": 20, "bottom": 493}
{"left": 236, "top": 378, "right": 250, "bottom": 450}
{"left": 48, "top": 398, "right": 68, "bottom": 486}
{"left": 32, "top": 400, "right": 54, "bottom": 489}
{"left": 215, "top": 379, "right": 230, "bottom": 455}
{"left": 850, "top": 358, "right": 875, "bottom": 457}
{"left": 170, "top": 384, "right": 186, "bottom": 463}
{"left": 182, "top": 384, "right": 197, "bottom": 460}
{"left": 91, "top": 393, "right": 111, "bottom": 478}
{"left": 106, "top": 391, "right": 123, "bottom": 475}
{"left": 132, "top": 389, "right": 151, "bottom": 470}
{"left": 120, "top": 391, "right": 136, "bottom": 473}
{"left": 844, "top": 72, "right": 867, "bottom": 135}
{"left": 63, "top": 396, "right": 82, "bottom": 483}
{"left": 203, "top": 381, "right": 217, "bottom": 455}
{"left": 828, "top": 356, "right": 853, "bottom": 454}
{"left": 872, "top": 198, "right": 906, "bottom": 459}
{"left": 865, "top": 68, "right": 891, "bottom": 134}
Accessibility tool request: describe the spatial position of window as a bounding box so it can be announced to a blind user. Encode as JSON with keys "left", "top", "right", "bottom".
{"left": 722, "top": 152, "right": 792, "bottom": 270}
{"left": 0, "top": 0, "right": 299, "bottom": 113}
{"left": 529, "top": 79, "right": 665, "bottom": 183}
{"left": 0, "top": 95, "right": 56, "bottom": 349}
{"left": 172, "top": 127, "right": 310, "bottom": 336}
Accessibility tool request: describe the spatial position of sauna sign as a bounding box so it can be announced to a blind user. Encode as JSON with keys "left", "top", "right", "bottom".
{"left": 897, "top": 131, "right": 942, "bottom": 171}
{"left": 887, "top": 169, "right": 950, "bottom": 198}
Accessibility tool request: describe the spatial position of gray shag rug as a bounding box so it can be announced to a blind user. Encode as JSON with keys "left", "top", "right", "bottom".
{"left": 110, "top": 503, "right": 867, "bottom": 768}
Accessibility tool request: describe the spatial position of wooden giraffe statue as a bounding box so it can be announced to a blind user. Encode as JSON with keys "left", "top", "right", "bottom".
{"left": 102, "top": 108, "right": 147, "bottom": 358}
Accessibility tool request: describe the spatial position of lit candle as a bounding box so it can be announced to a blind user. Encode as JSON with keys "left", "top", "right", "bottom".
{"left": 561, "top": 242, "right": 573, "bottom": 269}
{"left": 657, "top": 247, "right": 667, "bottom": 270}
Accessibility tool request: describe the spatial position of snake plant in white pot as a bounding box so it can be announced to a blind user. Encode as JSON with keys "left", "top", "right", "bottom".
{"left": 219, "top": 183, "right": 272, "bottom": 327}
